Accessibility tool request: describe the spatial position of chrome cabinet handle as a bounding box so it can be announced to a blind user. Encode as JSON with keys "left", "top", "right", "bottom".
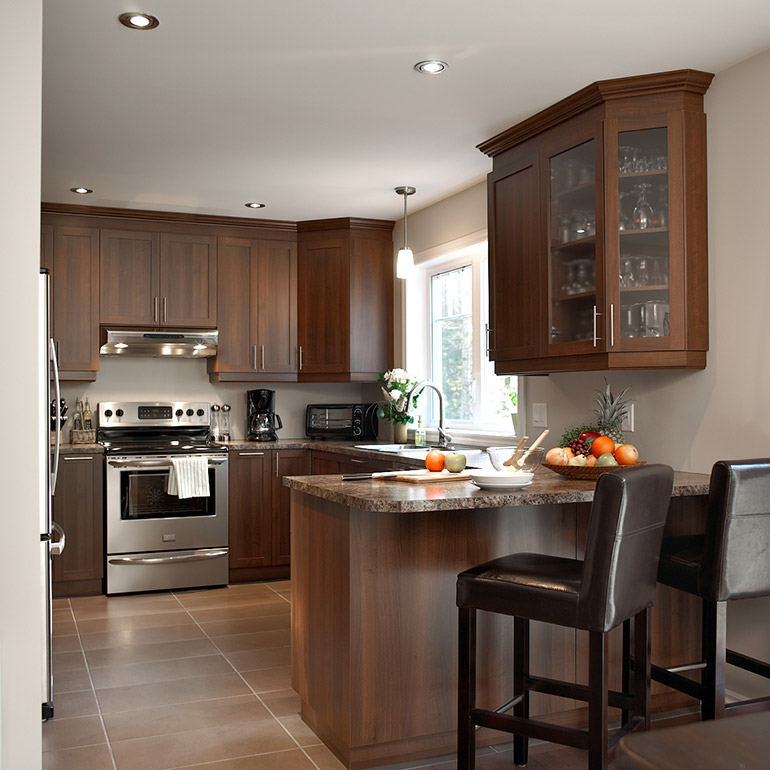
{"left": 592, "top": 305, "right": 602, "bottom": 347}
{"left": 253, "top": 345, "right": 258, "bottom": 370}
{"left": 238, "top": 452, "right": 265, "bottom": 457}
{"left": 275, "top": 452, "right": 279, "bottom": 477}
{"left": 261, "top": 345, "right": 265, "bottom": 370}
{"left": 610, "top": 303, "right": 615, "bottom": 347}
{"left": 153, "top": 296, "right": 159, "bottom": 323}
{"left": 485, "top": 323, "right": 491, "bottom": 357}
{"left": 63, "top": 456, "right": 93, "bottom": 461}
{"left": 162, "top": 297, "right": 167, "bottom": 323}
{"left": 298, "top": 345, "right": 303, "bottom": 370}
{"left": 50, "top": 521, "right": 66, "bottom": 557}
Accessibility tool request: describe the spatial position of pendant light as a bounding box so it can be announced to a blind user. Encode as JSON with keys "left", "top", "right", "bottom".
{"left": 395, "top": 186, "right": 416, "bottom": 279}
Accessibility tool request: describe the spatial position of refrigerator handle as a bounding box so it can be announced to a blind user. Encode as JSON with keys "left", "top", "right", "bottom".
{"left": 51, "top": 521, "right": 66, "bottom": 556}
{"left": 49, "top": 338, "right": 61, "bottom": 494}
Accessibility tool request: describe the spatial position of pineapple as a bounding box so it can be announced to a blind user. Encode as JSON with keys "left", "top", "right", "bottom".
{"left": 594, "top": 380, "right": 630, "bottom": 445}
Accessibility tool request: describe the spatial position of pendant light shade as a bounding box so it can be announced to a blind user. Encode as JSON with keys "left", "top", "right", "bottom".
{"left": 395, "top": 186, "right": 416, "bottom": 279}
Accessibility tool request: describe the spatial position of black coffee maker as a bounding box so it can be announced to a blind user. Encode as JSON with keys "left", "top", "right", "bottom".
{"left": 246, "top": 389, "right": 283, "bottom": 442}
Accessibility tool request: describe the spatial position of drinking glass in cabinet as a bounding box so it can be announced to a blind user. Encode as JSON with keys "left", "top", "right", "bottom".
{"left": 644, "top": 301, "right": 670, "bottom": 337}
{"left": 632, "top": 184, "right": 655, "bottom": 230}
{"left": 620, "top": 303, "right": 644, "bottom": 338}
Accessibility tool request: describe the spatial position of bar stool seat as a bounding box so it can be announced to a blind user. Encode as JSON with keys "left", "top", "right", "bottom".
{"left": 457, "top": 464, "right": 675, "bottom": 770}
{"left": 652, "top": 459, "right": 770, "bottom": 719}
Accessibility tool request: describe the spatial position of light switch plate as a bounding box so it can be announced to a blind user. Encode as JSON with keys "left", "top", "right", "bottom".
{"left": 532, "top": 403, "right": 547, "bottom": 428}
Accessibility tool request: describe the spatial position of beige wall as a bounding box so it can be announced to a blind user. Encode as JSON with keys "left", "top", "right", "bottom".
{"left": 0, "top": 1, "right": 44, "bottom": 767}
{"left": 395, "top": 48, "right": 770, "bottom": 698}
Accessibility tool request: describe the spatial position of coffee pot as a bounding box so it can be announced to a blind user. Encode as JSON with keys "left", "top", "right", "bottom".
{"left": 246, "top": 389, "right": 283, "bottom": 442}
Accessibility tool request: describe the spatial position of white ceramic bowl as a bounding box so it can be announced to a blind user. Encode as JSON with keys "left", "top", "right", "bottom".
{"left": 467, "top": 469, "right": 534, "bottom": 490}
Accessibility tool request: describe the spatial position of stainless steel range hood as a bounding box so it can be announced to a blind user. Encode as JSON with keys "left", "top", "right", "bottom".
{"left": 100, "top": 329, "right": 219, "bottom": 358}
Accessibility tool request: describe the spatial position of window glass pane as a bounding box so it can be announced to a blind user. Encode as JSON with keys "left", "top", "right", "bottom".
{"left": 431, "top": 266, "right": 473, "bottom": 422}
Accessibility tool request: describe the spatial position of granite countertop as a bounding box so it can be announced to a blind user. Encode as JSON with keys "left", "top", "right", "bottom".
{"left": 60, "top": 443, "right": 104, "bottom": 454}
{"left": 283, "top": 470, "right": 711, "bottom": 513}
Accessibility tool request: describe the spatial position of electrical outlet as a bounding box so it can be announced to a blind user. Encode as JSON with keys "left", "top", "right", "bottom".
{"left": 532, "top": 403, "right": 547, "bottom": 428}
{"left": 621, "top": 404, "right": 635, "bottom": 433}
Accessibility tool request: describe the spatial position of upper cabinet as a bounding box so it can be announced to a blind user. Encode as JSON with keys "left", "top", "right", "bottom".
{"left": 100, "top": 229, "right": 217, "bottom": 328}
{"left": 297, "top": 219, "right": 394, "bottom": 382}
{"left": 480, "top": 69, "right": 713, "bottom": 375}
{"left": 208, "top": 236, "right": 297, "bottom": 381}
{"left": 42, "top": 224, "right": 100, "bottom": 380}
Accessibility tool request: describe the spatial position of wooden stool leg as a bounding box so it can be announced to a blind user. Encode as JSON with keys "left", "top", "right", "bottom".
{"left": 701, "top": 599, "right": 727, "bottom": 720}
{"left": 513, "top": 616, "right": 529, "bottom": 766}
{"left": 458, "top": 605, "right": 477, "bottom": 770}
{"left": 632, "top": 608, "right": 651, "bottom": 729}
{"left": 588, "top": 630, "right": 609, "bottom": 770}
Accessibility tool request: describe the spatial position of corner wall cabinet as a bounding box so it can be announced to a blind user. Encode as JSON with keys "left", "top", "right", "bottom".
{"left": 208, "top": 237, "right": 297, "bottom": 382}
{"left": 228, "top": 448, "right": 310, "bottom": 583}
{"left": 297, "top": 219, "right": 395, "bottom": 382}
{"left": 480, "top": 69, "right": 713, "bottom": 375}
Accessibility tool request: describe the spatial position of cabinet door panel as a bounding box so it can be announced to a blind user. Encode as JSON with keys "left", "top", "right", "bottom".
{"left": 214, "top": 237, "right": 256, "bottom": 373}
{"left": 271, "top": 449, "right": 310, "bottom": 565}
{"left": 258, "top": 240, "right": 297, "bottom": 373}
{"left": 228, "top": 450, "right": 271, "bottom": 569}
{"left": 52, "top": 455, "right": 103, "bottom": 584}
{"left": 52, "top": 226, "right": 100, "bottom": 374}
{"left": 100, "top": 229, "right": 159, "bottom": 325}
{"left": 297, "top": 240, "right": 350, "bottom": 373}
{"left": 488, "top": 148, "right": 543, "bottom": 362}
{"left": 160, "top": 233, "right": 217, "bottom": 327}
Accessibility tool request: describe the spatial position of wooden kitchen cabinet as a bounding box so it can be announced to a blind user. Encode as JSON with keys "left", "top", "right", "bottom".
{"left": 99, "top": 229, "right": 216, "bottom": 328}
{"left": 208, "top": 236, "right": 297, "bottom": 381}
{"left": 297, "top": 219, "right": 394, "bottom": 382}
{"left": 310, "top": 449, "right": 403, "bottom": 475}
{"left": 44, "top": 225, "right": 100, "bottom": 380}
{"left": 228, "top": 448, "right": 310, "bottom": 582}
{"left": 480, "top": 69, "right": 713, "bottom": 375}
{"left": 52, "top": 452, "right": 104, "bottom": 597}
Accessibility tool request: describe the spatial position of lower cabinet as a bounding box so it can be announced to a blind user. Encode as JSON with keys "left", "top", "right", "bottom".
{"left": 228, "top": 448, "right": 310, "bottom": 582}
{"left": 52, "top": 452, "right": 104, "bottom": 597}
{"left": 311, "top": 449, "right": 404, "bottom": 475}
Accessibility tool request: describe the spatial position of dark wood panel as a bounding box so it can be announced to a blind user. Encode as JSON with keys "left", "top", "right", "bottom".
{"left": 258, "top": 240, "right": 297, "bottom": 374}
{"left": 297, "top": 239, "right": 350, "bottom": 373}
{"left": 52, "top": 454, "right": 103, "bottom": 589}
{"left": 51, "top": 226, "right": 100, "bottom": 374}
{"left": 227, "top": 449, "right": 271, "bottom": 571}
{"left": 212, "top": 237, "right": 255, "bottom": 373}
{"left": 159, "top": 232, "right": 217, "bottom": 327}
{"left": 100, "top": 229, "right": 159, "bottom": 325}
{"left": 271, "top": 449, "right": 310, "bottom": 565}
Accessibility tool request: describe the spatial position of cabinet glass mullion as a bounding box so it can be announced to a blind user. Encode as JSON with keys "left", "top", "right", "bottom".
{"left": 617, "top": 127, "right": 670, "bottom": 340}
{"left": 548, "top": 140, "right": 597, "bottom": 346}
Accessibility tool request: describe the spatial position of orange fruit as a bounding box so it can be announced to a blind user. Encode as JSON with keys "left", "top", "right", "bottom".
{"left": 425, "top": 449, "right": 445, "bottom": 472}
{"left": 591, "top": 435, "right": 615, "bottom": 458}
{"left": 614, "top": 444, "right": 639, "bottom": 466}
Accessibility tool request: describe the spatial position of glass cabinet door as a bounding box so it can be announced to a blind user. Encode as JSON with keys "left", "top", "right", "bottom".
{"left": 548, "top": 140, "right": 598, "bottom": 350}
{"left": 616, "top": 127, "right": 670, "bottom": 342}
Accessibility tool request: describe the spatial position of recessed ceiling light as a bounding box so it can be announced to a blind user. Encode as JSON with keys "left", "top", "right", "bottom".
{"left": 245, "top": 202, "right": 266, "bottom": 209}
{"left": 414, "top": 60, "right": 448, "bottom": 75}
{"left": 69, "top": 187, "right": 93, "bottom": 194}
{"left": 118, "top": 12, "right": 160, "bottom": 30}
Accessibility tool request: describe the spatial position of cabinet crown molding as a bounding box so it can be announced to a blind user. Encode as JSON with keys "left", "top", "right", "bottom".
{"left": 478, "top": 69, "right": 714, "bottom": 158}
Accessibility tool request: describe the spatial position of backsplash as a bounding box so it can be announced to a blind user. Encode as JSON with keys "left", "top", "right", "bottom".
{"left": 60, "top": 358, "right": 380, "bottom": 440}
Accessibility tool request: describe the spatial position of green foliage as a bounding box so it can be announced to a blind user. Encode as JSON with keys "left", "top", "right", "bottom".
{"left": 558, "top": 424, "right": 599, "bottom": 448}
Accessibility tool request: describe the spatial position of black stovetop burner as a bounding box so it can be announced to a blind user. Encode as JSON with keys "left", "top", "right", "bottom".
{"left": 97, "top": 426, "right": 222, "bottom": 456}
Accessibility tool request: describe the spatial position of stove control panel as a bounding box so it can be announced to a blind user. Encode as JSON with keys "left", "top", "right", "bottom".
{"left": 98, "top": 402, "right": 210, "bottom": 428}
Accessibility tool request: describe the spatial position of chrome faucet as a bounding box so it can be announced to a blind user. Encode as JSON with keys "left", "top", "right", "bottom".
{"left": 407, "top": 380, "right": 453, "bottom": 450}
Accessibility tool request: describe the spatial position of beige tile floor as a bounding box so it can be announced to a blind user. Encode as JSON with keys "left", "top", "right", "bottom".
{"left": 44, "top": 581, "right": 595, "bottom": 770}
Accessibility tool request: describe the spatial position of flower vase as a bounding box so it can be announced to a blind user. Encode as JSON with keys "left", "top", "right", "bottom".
{"left": 393, "top": 421, "right": 408, "bottom": 444}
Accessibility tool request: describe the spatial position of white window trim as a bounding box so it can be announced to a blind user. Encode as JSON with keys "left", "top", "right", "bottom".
{"left": 403, "top": 232, "right": 525, "bottom": 447}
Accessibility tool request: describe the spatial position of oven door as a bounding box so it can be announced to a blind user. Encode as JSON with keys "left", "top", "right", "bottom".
{"left": 106, "top": 454, "right": 228, "bottom": 555}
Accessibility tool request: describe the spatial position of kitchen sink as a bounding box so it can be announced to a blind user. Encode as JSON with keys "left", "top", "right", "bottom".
{"left": 355, "top": 444, "right": 490, "bottom": 469}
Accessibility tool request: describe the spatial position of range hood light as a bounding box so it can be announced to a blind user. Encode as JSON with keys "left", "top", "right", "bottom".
{"left": 193, "top": 343, "right": 207, "bottom": 351}
{"left": 100, "top": 329, "right": 219, "bottom": 358}
{"left": 114, "top": 342, "right": 128, "bottom": 349}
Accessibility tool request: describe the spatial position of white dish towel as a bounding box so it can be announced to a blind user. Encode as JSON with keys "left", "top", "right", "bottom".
{"left": 167, "top": 456, "right": 210, "bottom": 499}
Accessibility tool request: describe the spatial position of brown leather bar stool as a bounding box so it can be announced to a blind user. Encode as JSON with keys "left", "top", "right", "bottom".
{"left": 652, "top": 458, "right": 770, "bottom": 719}
{"left": 457, "top": 464, "right": 675, "bottom": 770}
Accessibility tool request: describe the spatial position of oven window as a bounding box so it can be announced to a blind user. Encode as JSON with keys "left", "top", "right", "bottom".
{"left": 120, "top": 469, "right": 216, "bottom": 520}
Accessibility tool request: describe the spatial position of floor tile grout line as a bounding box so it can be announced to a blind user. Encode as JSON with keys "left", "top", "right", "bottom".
{"left": 171, "top": 586, "right": 326, "bottom": 770}
{"left": 67, "top": 601, "right": 120, "bottom": 770}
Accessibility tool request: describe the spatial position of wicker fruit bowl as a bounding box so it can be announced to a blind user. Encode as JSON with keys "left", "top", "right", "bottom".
{"left": 541, "top": 461, "right": 646, "bottom": 480}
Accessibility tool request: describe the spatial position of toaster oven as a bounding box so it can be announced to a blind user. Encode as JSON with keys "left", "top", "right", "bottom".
{"left": 305, "top": 403, "right": 379, "bottom": 440}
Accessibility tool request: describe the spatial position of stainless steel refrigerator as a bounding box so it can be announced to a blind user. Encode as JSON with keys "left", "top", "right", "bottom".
{"left": 40, "top": 267, "right": 65, "bottom": 720}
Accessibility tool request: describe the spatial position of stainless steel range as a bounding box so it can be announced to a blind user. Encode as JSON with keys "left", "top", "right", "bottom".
{"left": 98, "top": 401, "right": 228, "bottom": 595}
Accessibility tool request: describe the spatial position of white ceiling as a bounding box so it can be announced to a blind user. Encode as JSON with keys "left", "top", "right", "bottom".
{"left": 42, "top": 0, "right": 770, "bottom": 223}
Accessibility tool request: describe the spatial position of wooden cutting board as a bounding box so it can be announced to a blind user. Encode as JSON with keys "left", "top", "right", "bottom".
{"left": 393, "top": 471, "right": 472, "bottom": 484}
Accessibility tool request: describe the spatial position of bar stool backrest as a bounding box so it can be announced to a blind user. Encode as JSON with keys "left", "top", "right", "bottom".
{"left": 580, "top": 464, "right": 674, "bottom": 632}
{"left": 703, "top": 459, "right": 770, "bottom": 601}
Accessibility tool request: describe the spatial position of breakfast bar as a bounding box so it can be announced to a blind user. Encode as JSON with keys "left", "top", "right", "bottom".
{"left": 285, "top": 469, "right": 711, "bottom": 770}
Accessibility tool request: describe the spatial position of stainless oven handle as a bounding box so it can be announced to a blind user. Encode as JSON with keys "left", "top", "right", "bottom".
{"left": 107, "top": 458, "right": 227, "bottom": 469}
{"left": 108, "top": 549, "right": 228, "bottom": 566}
